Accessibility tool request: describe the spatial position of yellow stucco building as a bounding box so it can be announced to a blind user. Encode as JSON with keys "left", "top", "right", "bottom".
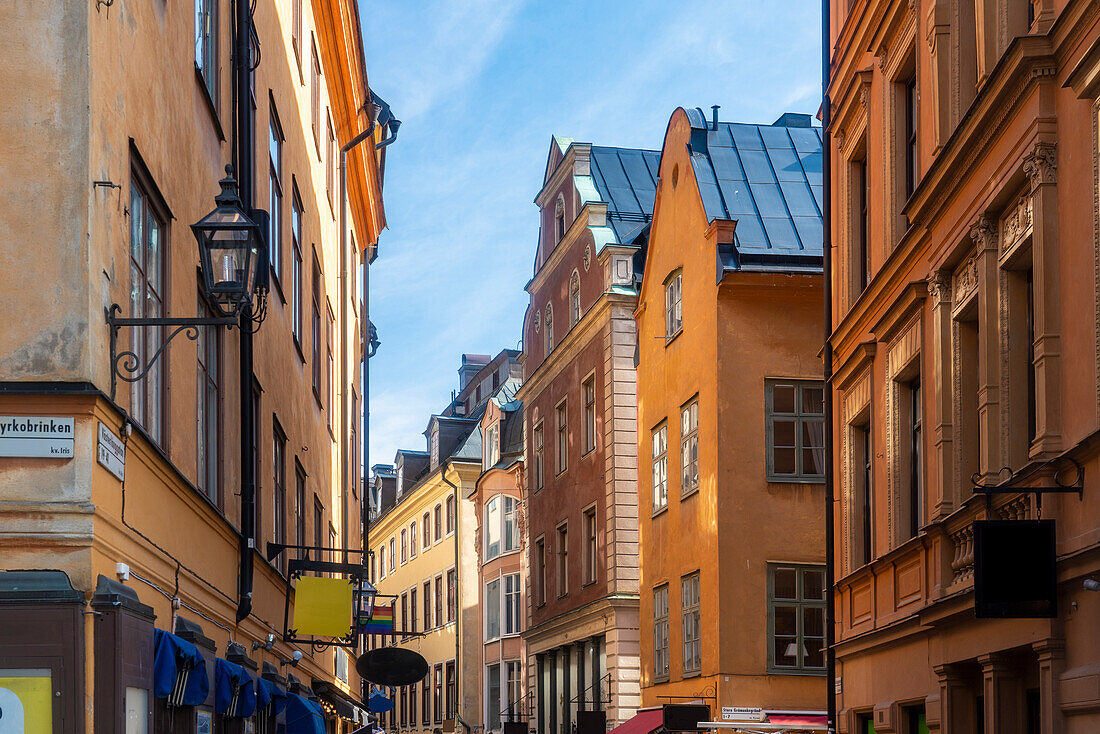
{"left": 0, "top": 0, "right": 395, "bottom": 731}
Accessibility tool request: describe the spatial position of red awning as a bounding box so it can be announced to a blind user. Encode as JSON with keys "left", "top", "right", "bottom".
{"left": 767, "top": 714, "right": 828, "bottom": 726}
{"left": 608, "top": 708, "right": 664, "bottom": 734}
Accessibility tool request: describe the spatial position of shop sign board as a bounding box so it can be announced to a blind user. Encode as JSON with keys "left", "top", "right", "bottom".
{"left": 0, "top": 416, "right": 74, "bottom": 458}
{"left": 97, "top": 422, "right": 126, "bottom": 480}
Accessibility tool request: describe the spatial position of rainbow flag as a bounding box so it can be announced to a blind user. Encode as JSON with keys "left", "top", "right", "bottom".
{"left": 359, "top": 605, "right": 394, "bottom": 635}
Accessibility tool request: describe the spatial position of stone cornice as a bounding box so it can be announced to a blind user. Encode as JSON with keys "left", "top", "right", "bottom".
{"left": 522, "top": 593, "right": 640, "bottom": 650}
{"left": 526, "top": 201, "right": 610, "bottom": 295}
{"left": 535, "top": 142, "right": 590, "bottom": 208}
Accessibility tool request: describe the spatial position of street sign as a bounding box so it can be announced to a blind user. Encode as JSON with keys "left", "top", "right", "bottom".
{"left": 0, "top": 416, "right": 74, "bottom": 458}
{"left": 97, "top": 422, "right": 126, "bottom": 480}
{"left": 722, "top": 707, "right": 763, "bottom": 721}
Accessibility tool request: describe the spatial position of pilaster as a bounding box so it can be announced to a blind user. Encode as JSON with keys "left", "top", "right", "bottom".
{"left": 927, "top": 272, "right": 955, "bottom": 519}
{"left": 971, "top": 217, "right": 1002, "bottom": 482}
{"left": 978, "top": 652, "right": 1024, "bottom": 734}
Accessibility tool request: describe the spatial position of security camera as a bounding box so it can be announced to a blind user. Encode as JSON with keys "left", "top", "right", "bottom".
{"left": 1085, "top": 579, "right": 1100, "bottom": 592}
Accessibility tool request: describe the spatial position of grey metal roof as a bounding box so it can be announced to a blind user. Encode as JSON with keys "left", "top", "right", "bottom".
{"left": 682, "top": 108, "right": 823, "bottom": 272}
{"left": 589, "top": 146, "right": 662, "bottom": 244}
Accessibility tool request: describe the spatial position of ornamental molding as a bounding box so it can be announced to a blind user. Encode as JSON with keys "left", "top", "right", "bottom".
{"left": 999, "top": 192, "right": 1033, "bottom": 261}
{"left": 1023, "top": 140, "right": 1057, "bottom": 188}
{"left": 969, "top": 216, "right": 997, "bottom": 253}
{"left": 926, "top": 271, "right": 952, "bottom": 307}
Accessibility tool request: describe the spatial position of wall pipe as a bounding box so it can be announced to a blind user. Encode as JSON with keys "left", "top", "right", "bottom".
{"left": 439, "top": 466, "right": 471, "bottom": 734}
{"left": 821, "top": 0, "right": 837, "bottom": 731}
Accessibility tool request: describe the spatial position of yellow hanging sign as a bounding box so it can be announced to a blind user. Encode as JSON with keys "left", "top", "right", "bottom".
{"left": 293, "top": 576, "right": 354, "bottom": 638}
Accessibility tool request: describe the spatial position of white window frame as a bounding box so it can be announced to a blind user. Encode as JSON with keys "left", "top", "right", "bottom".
{"left": 665, "top": 271, "right": 683, "bottom": 337}
{"left": 652, "top": 423, "right": 668, "bottom": 512}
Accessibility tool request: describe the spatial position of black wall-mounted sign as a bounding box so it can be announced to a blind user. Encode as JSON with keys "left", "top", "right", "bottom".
{"left": 974, "top": 519, "right": 1057, "bottom": 619}
{"left": 356, "top": 646, "right": 429, "bottom": 686}
{"left": 503, "top": 722, "right": 529, "bottom": 734}
{"left": 663, "top": 704, "right": 711, "bottom": 732}
{"left": 576, "top": 710, "right": 606, "bottom": 734}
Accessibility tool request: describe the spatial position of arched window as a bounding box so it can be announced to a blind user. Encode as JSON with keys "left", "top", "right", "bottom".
{"left": 555, "top": 195, "right": 566, "bottom": 242}
{"left": 569, "top": 271, "right": 581, "bottom": 326}
{"left": 545, "top": 304, "right": 554, "bottom": 353}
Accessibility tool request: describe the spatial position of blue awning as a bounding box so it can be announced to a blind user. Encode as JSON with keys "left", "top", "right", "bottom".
{"left": 215, "top": 658, "right": 257, "bottom": 718}
{"left": 153, "top": 629, "right": 209, "bottom": 706}
{"left": 285, "top": 692, "right": 326, "bottom": 734}
{"left": 258, "top": 677, "right": 288, "bottom": 716}
{"left": 368, "top": 691, "right": 393, "bottom": 712}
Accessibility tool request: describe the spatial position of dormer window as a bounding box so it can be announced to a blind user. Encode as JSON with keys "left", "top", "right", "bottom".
{"left": 396, "top": 461, "right": 404, "bottom": 496}
{"left": 485, "top": 423, "right": 500, "bottom": 467}
{"left": 555, "top": 195, "right": 566, "bottom": 242}
{"left": 431, "top": 427, "right": 440, "bottom": 467}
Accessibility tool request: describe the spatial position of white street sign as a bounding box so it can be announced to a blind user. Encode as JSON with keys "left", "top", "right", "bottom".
{"left": 0, "top": 416, "right": 74, "bottom": 458}
{"left": 722, "top": 707, "right": 763, "bottom": 721}
{"left": 97, "top": 422, "right": 126, "bottom": 481}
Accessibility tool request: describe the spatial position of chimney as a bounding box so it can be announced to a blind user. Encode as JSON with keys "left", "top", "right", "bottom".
{"left": 457, "top": 354, "right": 489, "bottom": 390}
{"left": 711, "top": 105, "right": 720, "bottom": 131}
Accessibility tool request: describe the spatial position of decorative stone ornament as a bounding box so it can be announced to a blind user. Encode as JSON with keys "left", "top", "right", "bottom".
{"left": 583, "top": 245, "right": 591, "bottom": 272}
{"left": 534, "top": 311, "right": 541, "bottom": 333}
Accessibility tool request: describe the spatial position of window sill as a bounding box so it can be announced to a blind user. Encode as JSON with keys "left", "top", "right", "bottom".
{"left": 680, "top": 485, "right": 700, "bottom": 500}
{"left": 652, "top": 505, "right": 668, "bottom": 519}
{"left": 653, "top": 675, "right": 670, "bottom": 684}
{"left": 556, "top": 593, "right": 569, "bottom": 600}
{"left": 293, "top": 337, "right": 305, "bottom": 362}
{"left": 664, "top": 329, "right": 683, "bottom": 348}
{"left": 765, "top": 475, "right": 826, "bottom": 485}
{"left": 270, "top": 268, "right": 286, "bottom": 303}
{"left": 682, "top": 670, "right": 701, "bottom": 679}
{"left": 582, "top": 579, "right": 598, "bottom": 589}
{"left": 765, "top": 668, "right": 827, "bottom": 677}
{"left": 194, "top": 67, "right": 226, "bottom": 142}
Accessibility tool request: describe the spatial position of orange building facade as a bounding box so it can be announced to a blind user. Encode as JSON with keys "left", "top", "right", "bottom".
{"left": 635, "top": 108, "right": 827, "bottom": 720}
{"left": 826, "top": 0, "right": 1100, "bottom": 731}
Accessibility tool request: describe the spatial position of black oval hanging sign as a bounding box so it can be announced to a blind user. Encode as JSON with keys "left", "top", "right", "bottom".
{"left": 356, "top": 646, "right": 430, "bottom": 687}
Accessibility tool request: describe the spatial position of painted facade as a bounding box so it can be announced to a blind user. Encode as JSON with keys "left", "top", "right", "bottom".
{"left": 635, "top": 108, "right": 827, "bottom": 719}
{"left": 0, "top": 0, "right": 389, "bottom": 730}
{"left": 827, "top": 0, "right": 1100, "bottom": 730}
{"left": 519, "top": 138, "right": 658, "bottom": 732}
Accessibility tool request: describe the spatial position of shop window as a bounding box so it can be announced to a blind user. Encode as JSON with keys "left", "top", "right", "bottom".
{"left": 767, "top": 564, "right": 825, "bottom": 673}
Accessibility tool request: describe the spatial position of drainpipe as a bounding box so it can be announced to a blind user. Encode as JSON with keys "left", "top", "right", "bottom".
{"left": 340, "top": 102, "right": 381, "bottom": 564}
{"left": 821, "top": 0, "right": 837, "bottom": 731}
{"left": 439, "top": 465, "right": 472, "bottom": 734}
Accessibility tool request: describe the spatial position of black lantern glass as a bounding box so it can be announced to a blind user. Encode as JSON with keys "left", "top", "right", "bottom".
{"left": 191, "top": 166, "right": 262, "bottom": 316}
{"left": 356, "top": 582, "right": 379, "bottom": 623}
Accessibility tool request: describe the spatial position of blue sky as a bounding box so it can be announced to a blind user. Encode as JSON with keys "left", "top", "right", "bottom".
{"left": 358, "top": 0, "right": 821, "bottom": 470}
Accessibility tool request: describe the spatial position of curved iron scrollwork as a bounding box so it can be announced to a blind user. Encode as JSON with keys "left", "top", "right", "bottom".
{"left": 106, "top": 303, "right": 238, "bottom": 400}
{"left": 972, "top": 456, "right": 1084, "bottom": 512}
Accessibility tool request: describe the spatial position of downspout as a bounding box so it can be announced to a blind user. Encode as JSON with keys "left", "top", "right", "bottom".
{"left": 821, "top": 0, "right": 837, "bottom": 732}
{"left": 439, "top": 465, "right": 472, "bottom": 734}
{"left": 340, "top": 104, "right": 380, "bottom": 564}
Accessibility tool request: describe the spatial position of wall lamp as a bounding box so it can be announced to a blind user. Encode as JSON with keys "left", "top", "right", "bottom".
{"left": 280, "top": 650, "right": 304, "bottom": 667}
{"left": 252, "top": 633, "right": 276, "bottom": 652}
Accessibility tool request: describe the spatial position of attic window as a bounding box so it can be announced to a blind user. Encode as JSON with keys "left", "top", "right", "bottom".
{"left": 555, "top": 195, "right": 566, "bottom": 242}
{"left": 431, "top": 429, "right": 440, "bottom": 467}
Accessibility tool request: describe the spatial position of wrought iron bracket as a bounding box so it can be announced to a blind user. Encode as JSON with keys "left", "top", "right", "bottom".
{"left": 278, "top": 553, "right": 370, "bottom": 651}
{"left": 972, "top": 457, "right": 1084, "bottom": 515}
{"left": 106, "top": 303, "right": 237, "bottom": 400}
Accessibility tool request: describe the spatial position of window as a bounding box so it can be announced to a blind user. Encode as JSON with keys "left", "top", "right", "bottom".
{"left": 583, "top": 376, "right": 596, "bottom": 454}
{"left": 652, "top": 423, "right": 668, "bottom": 512}
{"left": 194, "top": 0, "right": 216, "bottom": 102}
{"left": 533, "top": 422, "right": 545, "bottom": 491}
{"left": 440, "top": 572, "right": 449, "bottom": 623}
{"left": 434, "top": 665, "right": 443, "bottom": 723}
{"left": 326, "top": 112, "right": 335, "bottom": 207}
{"left": 196, "top": 300, "right": 220, "bottom": 502}
{"left": 680, "top": 398, "right": 699, "bottom": 495}
{"left": 555, "top": 195, "right": 566, "bottom": 242}
{"left": 335, "top": 649, "right": 348, "bottom": 684}
{"left": 534, "top": 537, "right": 546, "bottom": 606}
{"left": 268, "top": 106, "right": 283, "bottom": 280}
{"left": 854, "top": 153, "right": 870, "bottom": 293}
{"left": 556, "top": 400, "right": 568, "bottom": 474}
{"left": 252, "top": 381, "right": 262, "bottom": 542}
{"left": 311, "top": 258, "right": 322, "bottom": 398}
{"left": 903, "top": 74, "right": 917, "bottom": 200}
{"left": 485, "top": 423, "right": 499, "bottom": 467}
{"left": 766, "top": 380, "right": 825, "bottom": 481}
{"left": 485, "top": 496, "right": 519, "bottom": 561}
{"left": 665, "top": 271, "right": 683, "bottom": 337}
{"left": 292, "top": 224, "right": 303, "bottom": 347}
{"left": 400, "top": 528, "right": 408, "bottom": 564}
{"left": 486, "top": 578, "right": 501, "bottom": 640}
{"left": 583, "top": 507, "right": 597, "bottom": 585}
{"left": 291, "top": 0, "right": 301, "bottom": 64}
{"left": 313, "top": 497, "right": 323, "bottom": 560}
{"left": 653, "top": 585, "right": 669, "bottom": 680}
{"left": 310, "top": 41, "right": 321, "bottom": 153}
{"left": 503, "top": 573, "right": 521, "bottom": 635}
{"left": 326, "top": 308, "right": 334, "bottom": 422}
{"left": 423, "top": 512, "right": 432, "bottom": 550}
{"left": 129, "top": 171, "right": 167, "bottom": 443}
{"left": 410, "top": 586, "right": 418, "bottom": 633}
{"left": 767, "top": 564, "right": 825, "bottom": 673}
{"left": 487, "top": 663, "right": 502, "bottom": 730}
{"left": 446, "top": 661, "right": 456, "bottom": 719}
{"left": 556, "top": 524, "right": 568, "bottom": 597}
{"left": 400, "top": 592, "right": 408, "bottom": 638}
{"left": 409, "top": 682, "right": 417, "bottom": 724}
{"left": 856, "top": 421, "right": 873, "bottom": 566}
{"left": 569, "top": 271, "right": 581, "bottom": 326}
{"left": 506, "top": 661, "right": 521, "bottom": 724}
{"left": 446, "top": 494, "right": 455, "bottom": 534}
{"left": 378, "top": 545, "right": 385, "bottom": 579}
{"left": 681, "top": 572, "right": 701, "bottom": 673}
{"left": 907, "top": 378, "right": 922, "bottom": 539}
{"left": 272, "top": 420, "right": 287, "bottom": 570}
{"left": 410, "top": 521, "right": 418, "bottom": 559}
{"left": 435, "top": 504, "right": 443, "bottom": 541}
{"left": 295, "top": 462, "right": 306, "bottom": 559}
{"left": 389, "top": 537, "right": 396, "bottom": 572}
{"left": 431, "top": 428, "right": 440, "bottom": 467}
{"left": 545, "top": 304, "right": 554, "bottom": 353}
{"left": 422, "top": 675, "right": 431, "bottom": 726}
{"left": 424, "top": 580, "right": 432, "bottom": 629}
